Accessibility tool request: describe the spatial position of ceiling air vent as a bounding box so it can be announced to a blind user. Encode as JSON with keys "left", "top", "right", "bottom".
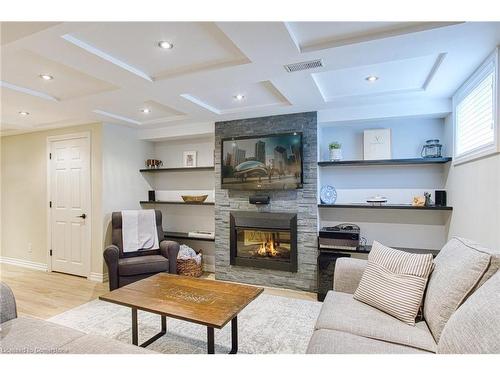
{"left": 284, "top": 59, "right": 323, "bottom": 73}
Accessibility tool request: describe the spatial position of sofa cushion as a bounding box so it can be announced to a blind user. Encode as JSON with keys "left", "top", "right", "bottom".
{"left": 333, "top": 258, "right": 367, "bottom": 294}
{"left": 306, "top": 329, "right": 427, "bottom": 354}
{"left": 0, "top": 316, "right": 84, "bottom": 354}
{"left": 316, "top": 291, "right": 437, "bottom": 352}
{"left": 437, "top": 271, "right": 500, "bottom": 354}
{"left": 59, "top": 334, "right": 151, "bottom": 354}
{"left": 354, "top": 241, "right": 434, "bottom": 325}
{"left": 423, "top": 237, "right": 497, "bottom": 342}
{"left": 118, "top": 255, "right": 168, "bottom": 276}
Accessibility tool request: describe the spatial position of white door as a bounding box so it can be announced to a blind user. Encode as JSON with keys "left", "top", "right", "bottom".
{"left": 49, "top": 134, "right": 91, "bottom": 277}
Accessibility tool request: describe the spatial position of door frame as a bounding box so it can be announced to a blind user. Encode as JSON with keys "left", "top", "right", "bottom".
{"left": 46, "top": 131, "right": 92, "bottom": 277}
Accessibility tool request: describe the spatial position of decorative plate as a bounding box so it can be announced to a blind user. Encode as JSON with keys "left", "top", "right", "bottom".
{"left": 366, "top": 195, "right": 387, "bottom": 203}
{"left": 320, "top": 185, "right": 337, "bottom": 204}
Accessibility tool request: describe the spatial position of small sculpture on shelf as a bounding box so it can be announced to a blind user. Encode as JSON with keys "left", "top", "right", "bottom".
{"left": 412, "top": 196, "right": 425, "bottom": 207}
{"left": 412, "top": 192, "right": 432, "bottom": 207}
{"left": 145, "top": 159, "right": 163, "bottom": 169}
{"left": 424, "top": 192, "right": 433, "bottom": 207}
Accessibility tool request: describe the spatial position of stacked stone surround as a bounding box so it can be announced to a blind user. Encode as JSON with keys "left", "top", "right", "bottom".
{"left": 214, "top": 112, "right": 318, "bottom": 292}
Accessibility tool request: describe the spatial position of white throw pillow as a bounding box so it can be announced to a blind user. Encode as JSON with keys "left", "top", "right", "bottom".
{"left": 354, "top": 241, "right": 434, "bottom": 325}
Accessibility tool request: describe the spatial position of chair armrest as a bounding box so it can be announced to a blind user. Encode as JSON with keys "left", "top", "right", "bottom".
{"left": 103, "top": 245, "right": 120, "bottom": 290}
{"left": 333, "top": 258, "right": 368, "bottom": 294}
{"left": 160, "top": 240, "right": 180, "bottom": 274}
{"left": 1, "top": 282, "right": 17, "bottom": 323}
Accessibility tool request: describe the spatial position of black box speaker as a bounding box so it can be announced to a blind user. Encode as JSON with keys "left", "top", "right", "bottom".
{"left": 249, "top": 195, "right": 270, "bottom": 205}
{"left": 435, "top": 190, "right": 447, "bottom": 206}
{"left": 148, "top": 190, "right": 156, "bottom": 202}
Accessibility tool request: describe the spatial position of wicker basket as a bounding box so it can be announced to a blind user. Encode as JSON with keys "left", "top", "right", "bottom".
{"left": 181, "top": 194, "right": 208, "bottom": 203}
{"left": 176, "top": 252, "right": 203, "bottom": 277}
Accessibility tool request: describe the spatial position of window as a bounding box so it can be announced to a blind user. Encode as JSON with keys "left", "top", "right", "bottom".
{"left": 453, "top": 49, "right": 498, "bottom": 164}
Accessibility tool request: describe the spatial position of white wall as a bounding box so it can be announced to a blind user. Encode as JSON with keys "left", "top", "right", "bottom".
{"left": 318, "top": 117, "right": 450, "bottom": 250}
{"left": 0, "top": 123, "right": 105, "bottom": 274}
{"left": 101, "top": 123, "right": 154, "bottom": 247}
{"left": 444, "top": 114, "right": 500, "bottom": 250}
{"left": 319, "top": 117, "right": 448, "bottom": 161}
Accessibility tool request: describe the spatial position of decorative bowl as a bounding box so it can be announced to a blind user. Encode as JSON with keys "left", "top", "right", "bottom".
{"left": 320, "top": 185, "right": 337, "bottom": 205}
{"left": 181, "top": 195, "right": 208, "bottom": 203}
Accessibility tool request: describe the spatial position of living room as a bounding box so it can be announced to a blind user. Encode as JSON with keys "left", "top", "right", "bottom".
{"left": 1, "top": 1, "right": 499, "bottom": 373}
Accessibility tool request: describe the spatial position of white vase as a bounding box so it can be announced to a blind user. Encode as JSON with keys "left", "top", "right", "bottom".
{"left": 330, "top": 148, "right": 342, "bottom": 161}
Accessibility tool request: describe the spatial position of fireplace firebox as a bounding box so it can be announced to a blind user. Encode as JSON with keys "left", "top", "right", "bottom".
{"left": 230, "top": 211, "right": 297, "bottom": 272}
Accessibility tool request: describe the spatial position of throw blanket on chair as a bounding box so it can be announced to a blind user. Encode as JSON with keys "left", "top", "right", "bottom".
{"left": 121, "top": 209, "right": 159, "bottom": 253}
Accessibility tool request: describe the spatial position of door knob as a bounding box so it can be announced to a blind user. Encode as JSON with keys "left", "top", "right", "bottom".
{"left": 77, "top": 214, "right": 87, "bottom": 219}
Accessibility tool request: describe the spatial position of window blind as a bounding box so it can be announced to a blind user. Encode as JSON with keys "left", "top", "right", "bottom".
{"left": 455, "top": 71, "right": 495, "bottom": 157}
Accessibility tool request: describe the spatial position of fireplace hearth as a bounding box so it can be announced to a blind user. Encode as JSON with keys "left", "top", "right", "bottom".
{"left": 230, "top": 211, "right": 297, "bottom": 272}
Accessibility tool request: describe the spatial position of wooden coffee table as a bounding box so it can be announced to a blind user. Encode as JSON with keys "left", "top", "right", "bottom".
{"left": 99, "top": 273, "right": 263, "bottom": 354}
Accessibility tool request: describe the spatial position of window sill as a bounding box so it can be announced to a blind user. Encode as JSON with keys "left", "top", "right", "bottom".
{"left": 453, "top": 147, "right": 499, "bottom": 166}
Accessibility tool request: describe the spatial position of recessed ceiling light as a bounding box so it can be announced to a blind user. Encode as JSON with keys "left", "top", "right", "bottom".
{"left": 158, "top": 41, "right": 173, "bottom": 49}
{"left": 19, "top": 111, "right": 30, "bottom": 116}
{"left": 140, "top": 108, "right": 151, "bottom": 114}
{"left": 234, "top": 94, "right": 245, "bottom": 101}
{"left": 365, "top": 75, "right": 379, "bottom": 82}
{"left": 39, "top": 74, "right": 54, "bottom": 81}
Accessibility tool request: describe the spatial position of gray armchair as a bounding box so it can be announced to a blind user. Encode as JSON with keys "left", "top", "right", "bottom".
{"left": 103, "top": 210, "right": 179, "bottom": 290}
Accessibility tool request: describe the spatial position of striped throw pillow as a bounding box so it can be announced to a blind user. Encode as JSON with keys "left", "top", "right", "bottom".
{"left": 354, "top": 241, "right": 434, "bottom": 325}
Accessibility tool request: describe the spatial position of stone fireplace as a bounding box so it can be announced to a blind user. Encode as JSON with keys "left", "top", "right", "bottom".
{"left": 230, "top": 211, "right": 298, "bottom": 272}
{"left": 215, "top": 112, "right": 318, "bottom": 292}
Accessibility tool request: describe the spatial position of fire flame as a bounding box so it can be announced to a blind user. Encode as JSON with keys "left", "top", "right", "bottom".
{"left": 257, "top": 238, "right": 278, "bottom": 257}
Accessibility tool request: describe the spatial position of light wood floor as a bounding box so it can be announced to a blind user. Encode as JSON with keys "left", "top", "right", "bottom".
{"left": 0, "top": 263, "right": 108, "bottom": 319}
{"left": 1, "top": 264, "right": 317, "bottom": 320}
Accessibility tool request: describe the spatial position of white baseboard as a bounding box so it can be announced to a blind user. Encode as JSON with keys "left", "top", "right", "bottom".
{"left": 88, "top": 272, "right": 108, "bottom": 283}
{"left": 0, "top": 256, "right": 48, "bottom": 272}
{"left": 0, "top": 256, "right": 109, "bottom": 283}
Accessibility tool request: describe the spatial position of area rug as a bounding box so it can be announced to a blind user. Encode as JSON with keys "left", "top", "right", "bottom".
{"left": 48, "top": 293, "right": 322, "bottom": 354}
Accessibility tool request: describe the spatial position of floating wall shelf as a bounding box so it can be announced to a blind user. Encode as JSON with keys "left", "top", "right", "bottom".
{"left": 140, "top": 201, "right": 215, "bottom": 206}
{"left": 318, "top": 157, "right": 452, "bottom": 167}
{"left": 318, "top": 203, "right": 453, "bottom": 211}
{"left": 318, "top": 244, "right": 440, "bottom": 256}
{"left": 165, "top": 231, "right": 215, "bottom": 242}
{"left": 140, "top": 166, "right": 215, "bottom": 172}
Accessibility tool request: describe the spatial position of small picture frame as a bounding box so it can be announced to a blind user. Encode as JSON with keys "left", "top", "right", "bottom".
{"left": 183, "top": 151, "right": 197, "bottom": 167}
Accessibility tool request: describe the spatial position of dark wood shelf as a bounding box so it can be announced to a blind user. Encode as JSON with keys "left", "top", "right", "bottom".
{"left": 318, "top": 157, "right": 451, "bottom": 167}
{"left": 140, "top": 166, "right": 214, "bottom": 172}
{"left": 165, "top": 231, "right": 215, "bottom": 242}
{"left": 318, "top": 244, "right": 440, "bottom": 257}
{"left": 140, "top": 201, "right": 215, "bottom": 206}
{"left": 318, "top": 203, "right": 452, "bottom": 211}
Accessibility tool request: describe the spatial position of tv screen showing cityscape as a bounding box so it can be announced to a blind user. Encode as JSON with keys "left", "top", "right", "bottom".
{"left": 221, "top": 132, "right": 303, "bottom": 190}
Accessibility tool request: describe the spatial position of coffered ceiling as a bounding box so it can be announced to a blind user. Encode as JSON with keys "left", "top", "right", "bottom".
{"left": 1, "top": 21, "right": 500, "bottom": 136}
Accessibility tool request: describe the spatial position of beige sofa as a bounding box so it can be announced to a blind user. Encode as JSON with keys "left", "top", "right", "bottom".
{"left": 0, "top": 282, "right": 149, "bottom": 354}
{"left": 307, "top": 237, "right": 500, "bottom": 354}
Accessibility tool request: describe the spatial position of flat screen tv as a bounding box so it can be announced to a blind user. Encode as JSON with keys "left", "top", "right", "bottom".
{"left": 221, "top": 132, "right": 303, "bottom": 190}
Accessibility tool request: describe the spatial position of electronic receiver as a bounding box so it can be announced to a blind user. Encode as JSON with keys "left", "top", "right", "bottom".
{"left": 319, "top": 223, "right": 360, "bottom": 251}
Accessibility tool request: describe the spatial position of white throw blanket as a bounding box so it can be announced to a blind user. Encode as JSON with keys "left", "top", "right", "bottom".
{"left": 177, "top": 244, "right": 202, "bottom": 265}
{"left": 121, "top": 210, "right": 159, "bottom": 253}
